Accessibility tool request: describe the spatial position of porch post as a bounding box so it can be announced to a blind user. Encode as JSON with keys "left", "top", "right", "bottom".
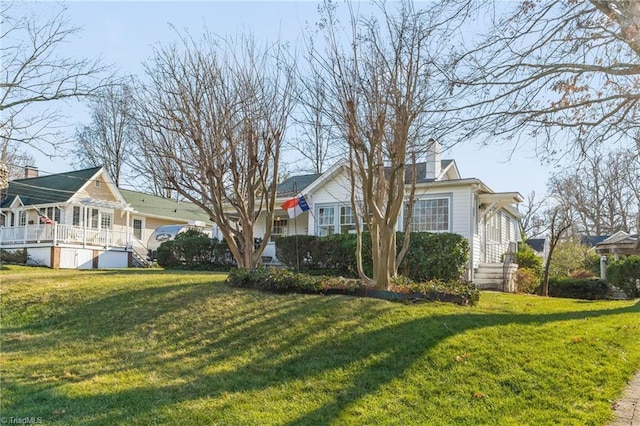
{"left": 126, "top": 210, "right": 130, "bottom": 245}
{"left": 53, "top": 222, "right": 58, "bottom": 245}
{"left": 82, "top": 206, "right": 87, "bottom": 247}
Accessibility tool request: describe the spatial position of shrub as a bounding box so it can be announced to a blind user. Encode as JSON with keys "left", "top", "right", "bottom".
{"left": 0, "top": 249, "right": 29, "bottom": 265}
{"left": 516, "top": 243, "right": 543, "bottom": 277}
{"left": 607, "top": 256, "right": 640, "bottom": 299}
{"left": 514, "top": 267, "right": 539, "bottom": 293}
{"left": 549, "top": 241, "right": 599, "bottom": 278}
{"left": 400, "top": 232, "right": 469, "bottom": 282}
{"left": 227, "top": 268, "right": 477, "bottom": 305}
{"left": 157, "top": 230, "right": 214, "bottom": 268}
{"left": 275, "top": 231, "right": 469, "bottom": 282}
{"left": 156, "top": 240, "right": 181, "bottom": 268}
{"left": 540, "top": 277, "right": 609, "bottom": 300}
{"left": 390, "top": 278, "right": 480, "bottom": 306}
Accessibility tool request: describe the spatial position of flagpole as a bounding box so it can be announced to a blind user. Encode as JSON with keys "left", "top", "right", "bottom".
{"left": 293, "top": 182, "right": 300, "bottom": 272}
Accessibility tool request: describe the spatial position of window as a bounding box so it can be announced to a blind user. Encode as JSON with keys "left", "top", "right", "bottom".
{"left": 489, "top": 212, "right": 501, "bottom": 242}
{"left": 45, "top": 207, "right": 61, "bottom": 223}
{"left": 18, "top": 211, "right": 27, "bottom": 226}
{"left": 340, "top": 206, "right": 356, "bottom": 234}
{"left": 91, "top": 209, "right": 99, "bottom": 229}
{"left": 317, "top": 207, "right": 335, "bottom": 236}
{"left": 101, "top": 213, "right": 112, "bottom": 230}
{"left": 505, "top": 216, "right": 511, "bottom": 242}
{"left": 73, "top": 206, "right": 81, "bottom": 226}
{"left": 133, "top": 219, "right": 143, "bottom": 240}
{"left": 95, "top": 180, "right": 101, "bottom": 188}
{"left": 406, "top": 198, "right": 449, "bottom": 232}
{"left": 270, "top": 218, "right": 288, "bottom": 242}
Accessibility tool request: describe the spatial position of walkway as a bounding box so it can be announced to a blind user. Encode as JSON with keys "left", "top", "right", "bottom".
{"left": 609, "top": 371, "right": 640, "bottom": 426}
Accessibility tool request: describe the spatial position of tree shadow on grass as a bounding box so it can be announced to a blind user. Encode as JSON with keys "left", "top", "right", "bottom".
{"left": 2, "top": 283, "right": 638, "bottom": 424}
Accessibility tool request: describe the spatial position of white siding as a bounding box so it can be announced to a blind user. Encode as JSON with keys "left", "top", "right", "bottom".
{"left": 98, "top": 250, "right": 128, "bottom": 268}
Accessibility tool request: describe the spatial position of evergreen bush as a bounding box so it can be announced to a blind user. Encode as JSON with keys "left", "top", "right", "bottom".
{"left": 607, "top": 256, "right": 640, "bottom": 299}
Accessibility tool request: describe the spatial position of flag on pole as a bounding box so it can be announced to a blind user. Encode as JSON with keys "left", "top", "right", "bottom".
{"left": 33, "top": 206, "right": 53, "bottom": 224}
{"left": 280, "top": 195, "right": 310, "bottom": 218}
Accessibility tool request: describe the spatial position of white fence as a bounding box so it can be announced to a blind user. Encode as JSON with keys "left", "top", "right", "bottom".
{"left": 0, "top": 224, "right": 130, "bottom": 248}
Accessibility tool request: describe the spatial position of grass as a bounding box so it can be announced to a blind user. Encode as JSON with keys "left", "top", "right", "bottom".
{"left": 1, "top": 265, "right": 639, "bottom": 425}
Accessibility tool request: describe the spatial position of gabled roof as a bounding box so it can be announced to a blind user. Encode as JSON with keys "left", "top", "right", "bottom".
{"left": 119, "top": 188, "right": 212, "bottom": 223}
{"left": 277, "top": 173, "right": 321, "bottom": 196}
{"left": 1, "top": 167, "right": 102, "bottom": 207}
{"left": 580, "top": 235, "right": 610, "bottom": 248}
{"left": 278, "top": 160, "right": 455, "bottom": 197}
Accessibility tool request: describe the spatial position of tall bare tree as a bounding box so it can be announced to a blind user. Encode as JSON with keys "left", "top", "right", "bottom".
{"left": 310, "top": 1, "right": 464, "bottom": 289}
{"left": 549, "top": 147, "right": 639, "bottom": 235}
{"left": 135, "top": 32, "right": 295, "bottom": 270}
{"left": 0, "top": 2, "right": 107, "bottom": 152}
{"left": 541, "top": 207, "right": 572, "bottom": 297}
{"left": 519, "top": 191, "right": 547, "bottom": 239}
{"left": 452, "top": 0, "right": 640, "bottom": 159}
{"left": 289, "top": 57, "right": 342, "bottom": 174}
{"left": 73, "top": 84, "right": 134, "bottom": 187}
{"left": 0, "top": 140, "right": 35, "bottom": 181}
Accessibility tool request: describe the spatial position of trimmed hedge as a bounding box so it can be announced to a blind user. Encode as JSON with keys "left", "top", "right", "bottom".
{"left": 539, "top": 277, "right": 609, "bottom": 300}
{"left": 275, "top": 232, "right": 469, "bottom": 282}
{"left": 226, "top": 267, "right": 479, "bottom": 306}
{"left": 607, "top": 256, "right": 640, "bottom": 299}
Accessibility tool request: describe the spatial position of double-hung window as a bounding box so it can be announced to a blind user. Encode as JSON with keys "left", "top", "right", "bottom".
{"left": 339, "top": 206, "right": 356, "bottom": 234}
{"left": 317, "top": 207, "right": 335, "bottom": 236}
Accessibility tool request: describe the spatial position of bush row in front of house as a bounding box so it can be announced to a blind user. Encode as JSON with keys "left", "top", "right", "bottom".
{"left": 226, "top": 267, "right": 479, "bottom": 306}
{"left": 275, "top": 232, "right": 469, "bottom": 282}
{"left": 539, "top": 277, "right": 610, "bottom": 300}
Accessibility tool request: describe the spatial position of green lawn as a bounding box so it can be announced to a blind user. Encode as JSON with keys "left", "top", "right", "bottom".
{"left": 1, "top": 266, "right": 639, "bottom": 425}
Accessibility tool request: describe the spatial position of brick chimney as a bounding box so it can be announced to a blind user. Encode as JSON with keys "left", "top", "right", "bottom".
{"left": 425, "top": 139, "right": 441, "bottom": 180}
{"left": 24, "top": 166, "right": 39, "bottom": 179}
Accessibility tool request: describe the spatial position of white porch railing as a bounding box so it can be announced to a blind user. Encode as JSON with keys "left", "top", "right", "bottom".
{"left": 0, "top": 224, "right": 130, "bottom": 248}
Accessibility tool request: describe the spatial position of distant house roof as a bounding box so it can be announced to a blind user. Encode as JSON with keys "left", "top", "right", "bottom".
{"left": 580, "top": 235, "right": 610, "bottom": 248}
{"left": 525, "top": 238, "right": 546, "bottom": 253}
{"left": 119, "top": 188, "right": 212, "bottom": 223}
{"left": 1, "top": 167, "right": 102, "bottom": 207}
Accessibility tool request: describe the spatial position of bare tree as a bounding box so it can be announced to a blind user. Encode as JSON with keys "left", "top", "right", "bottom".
{"left": 541, "top": 207, "right": 572, "bottom": 297}
{"left": 548, "top": 147, "right": 639, "bottom": 235}
{"left": 73, "top": 84, "right": 134, "bottom": 187}
{"left": 289, "top": 55, "right": 342, "bottom": 174}
{"left": 0, "top": 140, "right": 35, "bottom": 181}
{"left": 135, "top": 32, "right": 295, "bottom": 270}
{"left": 0, "top": 2, "right": 108, "bottom": 151}
{"left": 519, "top": 191, "right": 547, "bottom": 239}
{"left": 310, "top": 1, "right": 463, "bottom": 289}
{"left": 452, "top": 0, "right": 640, "bottom": 159}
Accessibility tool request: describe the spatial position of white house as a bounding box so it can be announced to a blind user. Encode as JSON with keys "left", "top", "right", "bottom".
{"left": 265, "top": 141, "right": 523, "bottom": 288}
{"left": 0, "top": 166, "right": 211, "bottom": 268}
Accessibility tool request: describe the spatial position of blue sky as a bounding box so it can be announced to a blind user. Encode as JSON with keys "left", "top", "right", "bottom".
{"left": 23, "top": 1, "right": 553, "bottom": 198}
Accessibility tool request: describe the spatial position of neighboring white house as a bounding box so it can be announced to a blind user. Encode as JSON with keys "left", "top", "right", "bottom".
{"left": 265, "top": 141, "right": 523, "bottom": 286}
{"left": 0, "top": 166, "right": 212, "bottom": 268}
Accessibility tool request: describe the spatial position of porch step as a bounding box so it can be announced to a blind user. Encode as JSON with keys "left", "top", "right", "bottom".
{"left": 474, "top": 263, "right": 518, "bottom": 291}
{"left": 607, "top": 286, "right": 629, "bottom": 300}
